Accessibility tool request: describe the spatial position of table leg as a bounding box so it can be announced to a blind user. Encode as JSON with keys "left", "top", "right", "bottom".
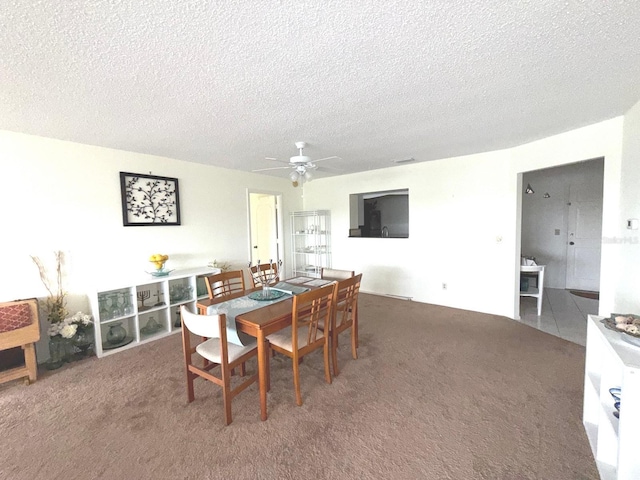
{"left": 257, "top": 331, "right": 268, "bottom": 421}
{"left": 537, "top": 268, "right": 544, "bottom": 316}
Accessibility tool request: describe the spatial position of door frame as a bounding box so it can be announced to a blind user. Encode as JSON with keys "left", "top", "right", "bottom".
{"left": 246, "top": 189, "right": 284, "bottom": 274}
{"left": 515, "top": 159, "right": 604, "bottom": 320}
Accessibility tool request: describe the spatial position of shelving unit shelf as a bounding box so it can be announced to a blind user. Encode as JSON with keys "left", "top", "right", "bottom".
{"left": 90, "top": 267, "right": 218, "bottom": 358}
{"left": 290, "top": 210, "right": 331, "bottom": 279}
{"left": 583, "top": 314, "right": 640, "bottom": 479}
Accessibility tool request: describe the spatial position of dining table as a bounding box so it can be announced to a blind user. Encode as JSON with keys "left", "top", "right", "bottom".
{"left": 196, "top": 277, "right": 334, "bottom": 420}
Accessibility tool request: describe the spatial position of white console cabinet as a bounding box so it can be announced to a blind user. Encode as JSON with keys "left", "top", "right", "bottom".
{"left": 89, "top": 267, "right": 218, "bottom": 357}
{"left": 583, "top": 315, "right": 640, "bottom": 479}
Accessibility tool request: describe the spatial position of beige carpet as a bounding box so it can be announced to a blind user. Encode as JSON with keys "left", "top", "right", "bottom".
{"left": 0, "top": 294, "right": 598, "bottom": 480}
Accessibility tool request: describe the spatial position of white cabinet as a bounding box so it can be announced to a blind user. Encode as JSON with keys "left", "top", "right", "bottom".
{"left": 520, "top": 265, "right": 545, "bottom": 316}
{"left": 583, "top": 315, "right": 640, "bottom": 479}
{"left": 90, "top": 267, "right": 218, "bottom": 357}
{"left": 290, "top": 210, "right": 331, "bottom": 278}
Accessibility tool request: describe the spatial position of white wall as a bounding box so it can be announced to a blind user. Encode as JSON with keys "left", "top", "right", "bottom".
{"left": 615, "top": 100, "right": 640, "bottom": 312}
{"left": 0, "top": 131, "right": 301, "bottom": 360}
{"left": 302, "top": 148, "right": 517, "bottom": 313}
{"left": 302, "top": 117, "right": 627, "bottom": 319}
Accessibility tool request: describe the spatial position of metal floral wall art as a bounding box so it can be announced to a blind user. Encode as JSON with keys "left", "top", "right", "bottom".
{"left": 120, "top": 172, "right": 181, "bottom": 226}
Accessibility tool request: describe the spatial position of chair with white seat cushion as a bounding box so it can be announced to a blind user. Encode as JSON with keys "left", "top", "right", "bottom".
{"left": 267, "top": 283, "right": 337, "bottom": 406}
{"left": 180, "top": 305, "right": 258, "bottom": 425}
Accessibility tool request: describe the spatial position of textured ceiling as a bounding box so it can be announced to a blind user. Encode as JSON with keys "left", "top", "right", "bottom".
{"left": 2, "top": 1, "right": 640, "bottom": 178}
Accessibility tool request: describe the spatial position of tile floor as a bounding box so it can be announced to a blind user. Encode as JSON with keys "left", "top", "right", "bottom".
{"left": 519, "top": 288, "right": 599, "bottom": 346}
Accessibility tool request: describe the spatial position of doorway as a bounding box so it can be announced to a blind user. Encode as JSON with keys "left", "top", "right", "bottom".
{"left": 248, "top": 191, "right": 283, "bottom": 270}
{"left": 565, "top": 185, "right": 603, "bottom": 291}
{"left": 517, "top": 158, "right": 604, "bottom": 318}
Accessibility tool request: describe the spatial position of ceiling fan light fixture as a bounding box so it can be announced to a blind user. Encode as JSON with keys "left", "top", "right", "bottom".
{"left": 291, "top": 155, "right": 312, "bottom": 164}
{"left": 304, "top": 170, "right": 313, "bottom": 181}
{"left": 289, "top": 170, "right": 300, "bottom": 182}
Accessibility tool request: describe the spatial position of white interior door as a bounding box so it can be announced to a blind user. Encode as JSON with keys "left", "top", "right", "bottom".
{"left": 566, "top": 186, "right": 602, "bottom": 291}
{"left": 249, "top": 193, "right": 280, "bottom": 266}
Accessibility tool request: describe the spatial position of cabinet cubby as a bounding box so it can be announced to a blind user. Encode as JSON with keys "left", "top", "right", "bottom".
{"left": 90, "top": 267, "right": 218, "bottom": 357}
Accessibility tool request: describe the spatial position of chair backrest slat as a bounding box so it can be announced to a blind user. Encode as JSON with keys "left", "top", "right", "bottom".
{"left": 248, "top": 262, "right": 280, "bottom": 288}
{"left": 205, "top": 270, "right": 246, "bottom": 301}
{"left": 321, "top": 268, "right": 355, "bottom": 281}
{"left": 292, "top": 283, "right": 336, "bottom": 347}
{"left": 335, "top": 274, "right": 362, "bottom": 328}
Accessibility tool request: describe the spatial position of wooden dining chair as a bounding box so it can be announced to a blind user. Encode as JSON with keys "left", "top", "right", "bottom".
{"left": 325, "top": 274, "right": 362, "bottom": 376}
{"left": 180, "top": 306, "right": 258, "bottom": 425}
{"left": 321, "top": 268, "right": 359, "bottom": 349}
{"left": 204, "top": 270, "right": 246, "bottom": 302}
{"left": 248, "top": 262, "right": 280, "bottom": 288}
{"left": 267, "top": 283, "right": 336, "bottom": 406}
{"left": 320, "top": 268, "right": 355, "bottom": 281}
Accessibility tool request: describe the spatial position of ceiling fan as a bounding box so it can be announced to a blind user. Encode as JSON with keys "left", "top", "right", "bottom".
{"left": 253, "top": 141, "right": 340, "bottom": 186}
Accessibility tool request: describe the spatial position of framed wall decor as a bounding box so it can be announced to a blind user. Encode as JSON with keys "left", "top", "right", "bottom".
{"left": 120, "top": 172, "right": 181, "bottom": 226}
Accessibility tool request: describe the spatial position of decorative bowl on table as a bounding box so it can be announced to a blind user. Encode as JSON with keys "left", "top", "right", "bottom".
{"left": 149, "top": 269, "right": 173, "bottom": 277}
{"left": 248, "top": 289, "right": 287, "bottom": 301}
{"left": 148, "top": 253, "right": 172, "bottom": 276}
{"left": 602, "top": 314, "right": 640, "bottom": 346}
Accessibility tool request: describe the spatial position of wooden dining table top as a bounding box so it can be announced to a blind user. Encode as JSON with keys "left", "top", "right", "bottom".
{"left": 196, "top": 278, "right": 335, "bottom": 335}
{"left": 234, "top": 297, "right": 295, "bottom": 334}
{"left": 196, "top": 286, "right": 298, "bottom": 334}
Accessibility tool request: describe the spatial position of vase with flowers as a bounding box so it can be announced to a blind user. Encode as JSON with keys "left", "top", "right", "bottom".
{"left": 32, "top": 251, "right": 94, "bottom": 368}
{"left": 32, "top": 251, "right": 70, "bottom": 369}
{"left": 48, "top": 311, "right": 94, "bottom": 361}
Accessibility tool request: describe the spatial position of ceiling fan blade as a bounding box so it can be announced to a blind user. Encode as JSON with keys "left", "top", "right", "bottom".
{"left": 315, "top": 165, "right": 340, "bottom": 173}
{"left": 265, "top": 157, "right": 292, "bottom": 165}
{"left": 313, "top": 156, "right": 341, "bottom": 163}
{"left": 252, "top": 166, "right": 291, "bottom": 172}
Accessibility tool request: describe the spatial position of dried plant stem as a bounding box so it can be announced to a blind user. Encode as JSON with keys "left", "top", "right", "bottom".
{"left": 31, "top": 251, "right": 68, "bottom": 323}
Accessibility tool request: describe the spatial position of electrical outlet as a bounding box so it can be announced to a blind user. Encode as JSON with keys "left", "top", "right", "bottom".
{"left": 442, "top": 283, "right": 447, "bottom": 290}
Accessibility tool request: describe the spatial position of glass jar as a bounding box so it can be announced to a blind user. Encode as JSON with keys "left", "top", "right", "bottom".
{"left": 72, "top": 327, "right": 93, "bottom": 357}
{"left": 46, "top": 335, "right": 70, "bottom": 370}
{"left": 106, "top": 322, "right": 127, "bottom": 345}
